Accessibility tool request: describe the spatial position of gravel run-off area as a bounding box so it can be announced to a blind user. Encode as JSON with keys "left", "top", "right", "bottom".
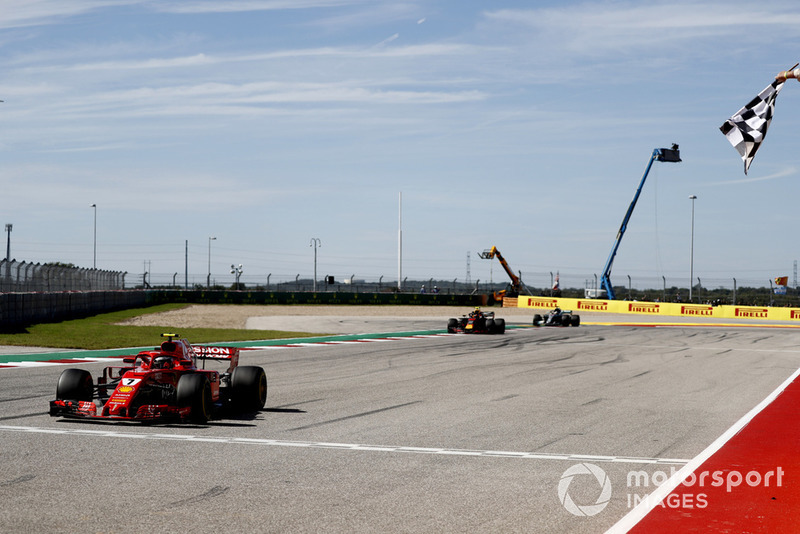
{"left": 120, "top": 304, "right": 536, "bottom": 330}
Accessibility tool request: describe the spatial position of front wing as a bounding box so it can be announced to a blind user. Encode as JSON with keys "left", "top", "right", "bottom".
{"left": 49, "top": 399, "right": 190, "bottom": 421}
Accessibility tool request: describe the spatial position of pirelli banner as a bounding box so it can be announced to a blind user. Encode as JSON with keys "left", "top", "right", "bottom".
{"left": 516, "top": 296, "right": 800, "bottom": 322}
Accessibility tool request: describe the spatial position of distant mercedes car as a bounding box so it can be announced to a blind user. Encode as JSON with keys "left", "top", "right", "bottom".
{"left": 50, "top": 334, "right": 267, "bottom": 423}
{"left": 447, "top": 308, "right": 506, "bottom": 334}
{"left": 533, "top": 308, "right": 580, "bottom": 327}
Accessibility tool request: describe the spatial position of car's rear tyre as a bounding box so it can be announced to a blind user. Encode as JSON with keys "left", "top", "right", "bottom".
{"left": 486, "top": 318, "right": 495, "bottom": 333}
{"left": 561, "top": 314, "right": 571, "bottom": 326}
{"left": 533, "top": 314, "right": 542, "bottom": 326}
{"left": 494, "top": 318, "right": 506, "bottom": 334}
{"left": 231, "top": 366, "right": 268, "bottom": 413}
{"left": 447, "top": 318, "right": 458, "bottom": 333}
{"left": 56, "top": 369, "right": 93, "bottom": 401}
{"left": 571, "top": 315, "right": 581, "bottom": 327}
{"left": 177, "top": 374, "right": 212, "bottom": 423}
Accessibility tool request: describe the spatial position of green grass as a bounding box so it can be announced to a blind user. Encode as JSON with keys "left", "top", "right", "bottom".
{"left": 0, "top": 303, "right": 326, "bottom": 350}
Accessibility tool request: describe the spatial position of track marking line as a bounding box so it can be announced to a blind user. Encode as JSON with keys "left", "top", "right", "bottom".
{"left": 0, "top": 333, "right": 457, "bottom": 368}
{"left": 585, "top": 321, "right": 800, "bottom": 328}
{"left": 0, "top": 424, "right": 689, "bottom": 465}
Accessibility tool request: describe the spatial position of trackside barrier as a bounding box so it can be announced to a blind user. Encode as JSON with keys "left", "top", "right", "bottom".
{"left": 0, "top": 259, "right": 125, "bottom": 292}
{"left": 0, "top": 290, "right": 493, "bottom": 329}
{"left": 144, "top": 290, "right": 490, "bottom": 307}
{"left": 516, "top": 296, "right": 800, "bottom": 322}
{"left": 0, "top": 291, "right": 147, "bottom": 329}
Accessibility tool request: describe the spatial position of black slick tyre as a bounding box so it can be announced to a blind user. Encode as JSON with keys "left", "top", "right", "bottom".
{"left": 231, "top": 366, "right": 268, "bottom": 413}
{"left": 533, "top": 314, "right": 542, "bottom": 326}
{"left": 495, "top": 318, "right": 506, "bottom": 334}
{"left": 447, "top": 318, "right": 458, "bottom": 333}
{"left": 56, "top": 369, "right": 93, "bottom": 401}
{"left": 177, "top": 373, "right": 212, "bottom": 423}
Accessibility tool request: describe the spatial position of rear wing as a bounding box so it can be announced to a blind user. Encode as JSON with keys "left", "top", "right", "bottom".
{"left": 460, "top": 311, "right": 495, "bottom": 318}
{"left": 192, "top": 345, "right": 239, "bottom": 359}
{"left": 158, "top": 334, "right": 240, "bottom": 369}
{"left": 192, "top": 345, "right": 240, "bottom": 367}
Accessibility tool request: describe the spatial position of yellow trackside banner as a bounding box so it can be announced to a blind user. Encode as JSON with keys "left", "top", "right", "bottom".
{"left": 516, "top": 295, "right": 800, "bottom": 322}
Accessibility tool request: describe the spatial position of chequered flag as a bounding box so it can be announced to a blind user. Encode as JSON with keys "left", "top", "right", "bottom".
{"left": 720, "top": 79, "right": 785, "bottom": 174}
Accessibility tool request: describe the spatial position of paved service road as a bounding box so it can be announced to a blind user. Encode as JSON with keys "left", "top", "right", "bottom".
{"left": 1, "top": 320, "right": 799, "bottom": 533}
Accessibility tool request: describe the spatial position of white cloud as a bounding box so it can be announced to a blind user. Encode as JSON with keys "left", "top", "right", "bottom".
{"left": 67, "top": 53, "right": 212, "bottom": 71}
{"left": 0, "top": 0, "right": 364, "bottom": 29}
{"left": 706, "top": 166, "right": 797, "bottom": 186}
{"left": 375, "top": 33, "right": 400, "bottom": 47}
{"left": 0, "top": 0, "right": 142, "bottom": 29}
{"left": 24, "top": 42, "right": 475, "bottom": 75}
{"left": 483, "top": 2, "right": 800, "bottom": 56}
{"left": 152, "top": 0, "right": 362, "bottom": 14}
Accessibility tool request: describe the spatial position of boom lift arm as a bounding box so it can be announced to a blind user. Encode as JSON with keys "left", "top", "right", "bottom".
{"left": 599, "top": 145, "right": 681, "bottom": 300}
{"left": 478, "top": 246, "right": 530, "bottom": 298}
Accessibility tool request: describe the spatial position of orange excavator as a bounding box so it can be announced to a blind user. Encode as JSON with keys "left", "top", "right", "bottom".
{"left": 478, "top": 246, "right": 530, "bottom": 300}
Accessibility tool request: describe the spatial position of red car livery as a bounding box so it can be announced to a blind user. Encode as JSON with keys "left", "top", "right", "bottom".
{"left": 49, "top": 334, "right": 267, "bottom": 423}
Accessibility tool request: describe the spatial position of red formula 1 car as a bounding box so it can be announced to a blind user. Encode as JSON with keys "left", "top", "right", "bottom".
{"left": 532, "top": 308, "right": 580, "bottom": 327}
{"left": 49, "top": 334, "right": 267, "bottom": 423}
{"left": 447, "top": 308, "right": 506, "bottom": 334}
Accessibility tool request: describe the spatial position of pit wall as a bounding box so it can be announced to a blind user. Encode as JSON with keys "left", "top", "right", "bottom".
{"left": 516, "top": 295, "right": 800, "bottom": 322}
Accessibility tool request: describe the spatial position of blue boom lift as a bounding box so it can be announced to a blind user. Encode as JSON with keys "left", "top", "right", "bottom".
{"left": 598, "top": 144, "right": 681, "bottom": 300}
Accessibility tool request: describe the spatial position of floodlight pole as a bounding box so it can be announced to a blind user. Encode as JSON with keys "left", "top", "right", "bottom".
{"left": 91, "top": 204, "right": 97, "bottom": 268}
{"left": 207, "top": 236, "right": 216, "bottom": 288}
{"left": 398, "top": 192, "right": 403, "bottom": 291}
{"left": 689, "top": 195, "right": 697, "bottom": 302}
{"left": 4, "top": 223, "right": 11, "bottom": 261}
{"left": 310, "top": 238, "right": 321, "bottom": 292}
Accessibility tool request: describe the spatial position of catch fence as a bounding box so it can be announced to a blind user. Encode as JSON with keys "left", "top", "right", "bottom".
{"left": 0, "top": 260, "right": 126, "bottom": 292}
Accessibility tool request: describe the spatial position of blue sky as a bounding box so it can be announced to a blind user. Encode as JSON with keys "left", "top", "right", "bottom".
{"left": 3, "top": 0, "right": 800, "bottom": 290}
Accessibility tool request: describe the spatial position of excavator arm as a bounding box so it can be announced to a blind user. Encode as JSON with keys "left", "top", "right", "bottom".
{"left": 478, "top": 246, "right": 522, "bottom": 298}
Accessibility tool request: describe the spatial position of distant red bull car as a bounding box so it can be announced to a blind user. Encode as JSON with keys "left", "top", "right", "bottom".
{"left": 447, "top": 308, "right": 505, "bottom": 334}
{"left": 49, "top": 334, "right": 267, "bottom": 423}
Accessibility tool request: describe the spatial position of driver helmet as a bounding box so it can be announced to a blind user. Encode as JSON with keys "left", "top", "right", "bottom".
{"left": 153, "top": 356, "right": 172, "bottom": 369}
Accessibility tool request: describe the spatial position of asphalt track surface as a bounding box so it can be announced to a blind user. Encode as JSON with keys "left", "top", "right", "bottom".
{"left": 1, "top": 314, "right": 799, "bottom": 533}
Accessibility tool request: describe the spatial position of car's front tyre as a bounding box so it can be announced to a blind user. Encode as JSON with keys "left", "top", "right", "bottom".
{"left": 56, "top": 369, "right": 93, "bottom": 401}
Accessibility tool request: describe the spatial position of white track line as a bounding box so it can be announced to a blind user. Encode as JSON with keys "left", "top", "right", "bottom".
{"left": 605, "top": 364, "right": 800, "bottom": 533}
{"left": 0, "top": 334, "right": 456, "bottom": 367}
{"left": 0, "top": 424, "right": 689, "bottom": 465}
{"left": 1, "top": 357, "right": 123, "bottom": 368}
